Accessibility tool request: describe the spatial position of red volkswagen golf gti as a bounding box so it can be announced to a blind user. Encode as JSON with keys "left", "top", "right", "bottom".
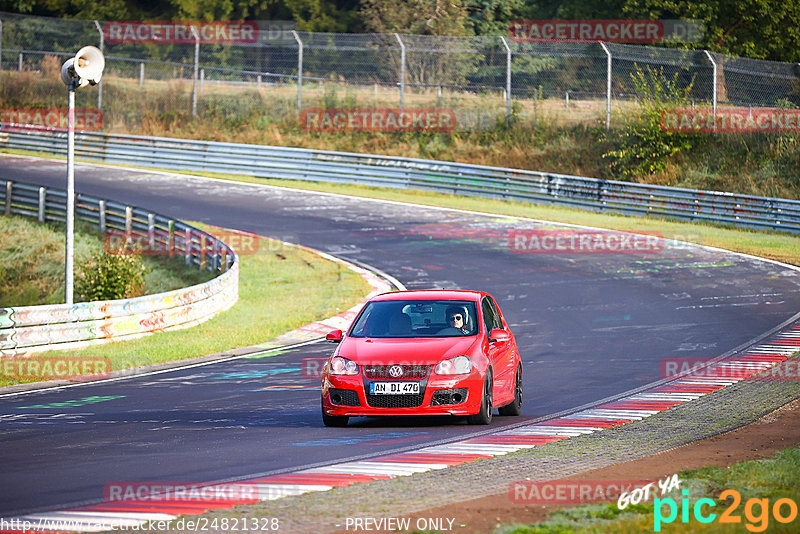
{"left": 321, "top": 290, "right": 523, "bottom": 426}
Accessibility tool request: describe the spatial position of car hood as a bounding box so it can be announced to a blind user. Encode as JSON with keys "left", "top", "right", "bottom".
{"left": 339, "top": 336, "right": 480, "bottom": 365}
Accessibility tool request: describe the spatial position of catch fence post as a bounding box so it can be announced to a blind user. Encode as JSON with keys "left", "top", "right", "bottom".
{"left": 395, "top": 33, "right": 405, "bottom": 109}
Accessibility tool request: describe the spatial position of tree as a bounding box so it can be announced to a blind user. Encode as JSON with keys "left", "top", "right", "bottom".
{"left": 281, "top": 0, "right": 361, "bottom": 32}
{"left": 621, "top": 0, "right": 800, "bottom": 62}
{"left": 465, "top": 0, "right": 525, "bottom": 35}
{"left": 0, "top": 0, "right": 137, "bottom": 19}
{"left": 517, "top": 0, "right": 628, "bottom": 20}
{"left": 360, "top": 0, "right": 471, "bottom": 35}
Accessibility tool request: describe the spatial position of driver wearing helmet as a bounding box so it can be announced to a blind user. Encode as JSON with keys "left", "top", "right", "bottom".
{"left": 438, "top": 305, "right": 470, "bottom": 335}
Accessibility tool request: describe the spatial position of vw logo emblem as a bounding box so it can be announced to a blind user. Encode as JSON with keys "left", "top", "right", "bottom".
{"left": 388, "top": 365, "right": 403, "bottom": 378}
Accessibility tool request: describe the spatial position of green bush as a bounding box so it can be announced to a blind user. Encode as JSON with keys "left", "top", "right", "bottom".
{"left": 603, "top": 66, "right": 700, "bottom": 177}
{"left": 76, "top": 251, "right": 147, "bottom": 302}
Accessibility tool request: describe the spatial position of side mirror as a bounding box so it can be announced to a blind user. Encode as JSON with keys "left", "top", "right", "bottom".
{"left": 489, "top": 328, "right": 510, "bottom": 343}
{"left": 326, "top": 329, "right": 343, "bottom": 343}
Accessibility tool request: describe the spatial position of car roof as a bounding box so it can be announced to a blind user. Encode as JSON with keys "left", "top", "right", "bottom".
{"left": 370, "top": 290, "right": 485, "bottom": 302}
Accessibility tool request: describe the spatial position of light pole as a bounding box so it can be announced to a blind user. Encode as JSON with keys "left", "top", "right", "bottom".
{"left": 60, "top": 46, "right": 104, "bottom": 305}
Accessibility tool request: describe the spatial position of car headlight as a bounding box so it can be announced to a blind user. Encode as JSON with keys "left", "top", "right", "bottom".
{"left": 329, "top": 356, "right": 359, "bottom": 375}
{"left": 434, "top": 355, "right": 472, "bottom": 375}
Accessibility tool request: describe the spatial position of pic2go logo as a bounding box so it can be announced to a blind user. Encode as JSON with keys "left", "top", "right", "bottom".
{"left": 654, "top": 489, "right": 799, "bottom": 532}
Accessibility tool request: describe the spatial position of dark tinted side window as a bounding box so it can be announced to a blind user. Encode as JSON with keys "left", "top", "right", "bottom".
{"left": 482, "top": 297, "right": 501, "bottom": 334}
{"left": 487, "top": 297, "right": 504, "bottom": 329}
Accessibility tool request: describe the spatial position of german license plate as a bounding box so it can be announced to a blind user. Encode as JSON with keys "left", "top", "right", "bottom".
{"left": 370, "top": 381, "right": 420, "bottom": 395}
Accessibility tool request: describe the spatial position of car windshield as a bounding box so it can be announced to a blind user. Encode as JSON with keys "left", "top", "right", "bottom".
{"left": 349, "top": 300, "right": 479, "bottom": 338}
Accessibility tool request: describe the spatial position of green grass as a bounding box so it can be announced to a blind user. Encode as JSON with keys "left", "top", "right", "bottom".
{"left": 1, "top": 215, "right": 99, "bottom": 306}
{"left": 498, "top": 446, "right": 800, "bottom": 533}
{"left": 0, "top": 223, "right": 371, "bottom": 387}
{"left": 0, "top": 214, "right": 213, "bottom": 307}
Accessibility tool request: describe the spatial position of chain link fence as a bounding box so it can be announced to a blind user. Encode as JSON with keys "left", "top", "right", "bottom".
{"left": 1, "top": 11, "right": 799, "bottom": 132}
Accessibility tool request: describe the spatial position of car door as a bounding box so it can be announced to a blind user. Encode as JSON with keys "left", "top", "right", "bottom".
{"left": 482, "top": 296, "right": 515, "bottom": 402}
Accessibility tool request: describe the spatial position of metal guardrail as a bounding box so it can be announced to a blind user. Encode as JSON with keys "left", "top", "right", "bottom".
{"left": 0, "top": 178, "right": 239, "bottom": 355}
{"left": 2, "top": 125, "right": 799, "bottom": 234}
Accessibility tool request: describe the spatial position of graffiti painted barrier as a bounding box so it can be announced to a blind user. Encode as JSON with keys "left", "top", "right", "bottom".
{"left": 0, "top": 180, "right": 238, "bottom": 356}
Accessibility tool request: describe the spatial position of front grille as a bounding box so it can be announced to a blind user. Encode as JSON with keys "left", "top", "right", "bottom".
{"left": 328, "top": 388, "right": 360, "bottom": 406}
{"left": 365, "top": 393, "right": 425, "bottom": 408}
{"left": 431, "top": 388, "right": 468, "bottom": 406}
{"left": 363, "top": 365, "right": 431, "bottom": 379}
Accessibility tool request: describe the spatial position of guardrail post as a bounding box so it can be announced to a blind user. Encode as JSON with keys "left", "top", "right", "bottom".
{"left": 18, "top": 51, "right": 22, "bottom": 71}
{"left": 185, "top": 228, "right": 192, "bottom": 265}
{"left": 38, "top": 187, "right": 45, "bottom": 222}
{"left": 125, "top": 206, "right": 132, "bottom": 244}
{"left": 3, "top": 181, "right": 9, "bottom": 215}
{"left": 190, "top": 25, "right": 200, "bottom": 118}
{"left": 599, "top": 41, "right": 611, "bottom": 130}
{"left": 139, "top": 62, "right": 144, "bottom": 87}
{"left": 147, "top": 213, "right": 155, "bottom": 249}
{"left": 704, "top": 50, "right": 717, "bottom": 114}
{"left": 213, "top": 238, "right": 221, "bottom": 271}
{"left": 500, "top": 36, "right": 512, "bottom": 125}
{"left": 94, "top": 20, "right": 104, "bottom": 110}
{"left": 98, "top": 200, "right": 106, "bottom": 233}
{"left": 168, "top": 219, "right": 174, "bottom": 255}
{"left": 292, "top": 30, "right": 303, "bottom": 112}
{"left": 395, "top": 33, "right": 405, "bottom": 109}
{"left": 599, "top": 182, "right": 607, "bottom": 210}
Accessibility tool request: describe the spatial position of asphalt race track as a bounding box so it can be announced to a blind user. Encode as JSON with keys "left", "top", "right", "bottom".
{"left": 2, "top": 155, "right": 800, "bottom": 517}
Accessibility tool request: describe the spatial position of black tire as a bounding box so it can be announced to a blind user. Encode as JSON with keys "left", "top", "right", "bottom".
{"left": 468, "top": 372, "right": 493, "bottom": 425}
{"left": 498, "top": 363, "right": 523, "bottom": 416}
{"left": 321, "top": 397, "right": 349, "bottom": 427}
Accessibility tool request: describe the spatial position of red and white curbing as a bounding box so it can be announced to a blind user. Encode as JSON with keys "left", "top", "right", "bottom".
{"left": 6, "top": 324, "right": 799, "bottom": 533}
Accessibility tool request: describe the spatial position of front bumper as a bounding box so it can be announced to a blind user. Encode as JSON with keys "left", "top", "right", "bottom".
{"left": 322, "top": 370, "right": 482, "bottom": 417}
